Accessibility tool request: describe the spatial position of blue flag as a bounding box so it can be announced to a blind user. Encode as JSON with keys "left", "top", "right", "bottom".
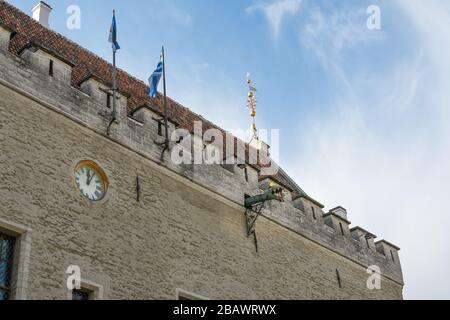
{"left": 148, "top": 61, "right": 163, "bottom": 98}
{"left": 108, "top": 12, "right": 120, "bottom": 52}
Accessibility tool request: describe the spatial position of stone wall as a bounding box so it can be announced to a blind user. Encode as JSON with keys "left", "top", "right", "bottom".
{"left": 0, "top": 25, "right": 11, "bottom": 52}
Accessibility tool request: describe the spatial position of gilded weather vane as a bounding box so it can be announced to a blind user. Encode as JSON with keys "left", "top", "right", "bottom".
{"left": 246, "top": 73, "right": 259, "bottom": 143}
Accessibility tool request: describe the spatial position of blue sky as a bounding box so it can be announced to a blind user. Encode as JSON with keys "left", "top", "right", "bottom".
{"left": 10, "top": 0, "right": 450, "bottom": 299}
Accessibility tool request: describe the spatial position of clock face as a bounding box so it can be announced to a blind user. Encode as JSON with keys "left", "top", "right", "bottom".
{"left": 74, "top": 161, "right": 108, "bottom": 202}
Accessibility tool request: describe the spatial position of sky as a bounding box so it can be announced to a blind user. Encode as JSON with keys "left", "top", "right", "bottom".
{"left": 8, "top": 0, "right": 450, "bottom": 300}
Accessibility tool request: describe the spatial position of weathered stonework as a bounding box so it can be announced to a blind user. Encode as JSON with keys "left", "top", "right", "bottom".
{"left": 0, "top": 2, "right": 403, "bottom": 300}
{"left": 0, "top": 24, "right": 11, "bottom": 52}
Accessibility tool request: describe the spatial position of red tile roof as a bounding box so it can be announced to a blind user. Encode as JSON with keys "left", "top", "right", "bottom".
{"left": 0, "top": 1, "right": 304, "bottom": 197}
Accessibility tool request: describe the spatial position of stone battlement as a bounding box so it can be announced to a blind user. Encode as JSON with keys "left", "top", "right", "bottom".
{"left": 0, "top": 4, "right": 403, "bottom": 286}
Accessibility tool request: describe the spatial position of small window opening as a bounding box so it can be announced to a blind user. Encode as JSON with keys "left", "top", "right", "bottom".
{"left": 72, "top": 288, "right": 93, "bottom": 300}
{"left": 106, "top": 93, "right": 111, "bottom": 109}
{"left": 49, "top": 60, "right": 54, "bottom": 77}
{"left": 390, "top": 250, "right": 395, "bottom": 263}
{"left": 312, "top": 207, "right": 317, "bottom": 220}
{"left": 336, "top": 269, "right": 342, "bottom": 288}
{"left": 0, "top": 232, "right": 16, "bottom": 301}
{"left": 244, "top": 167, "right": 249, "bottom": 182}
{"left": 365, "top": 236, "right": 370, "bottom": 248}
{"left": 339, "top": 222, "right": 345, "bottom": 236}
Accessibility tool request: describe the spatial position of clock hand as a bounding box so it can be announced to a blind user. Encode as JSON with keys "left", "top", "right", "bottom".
{"left": 87, "top": 171, "right": 95, "bottom": 185}
{"left": 86, "top": 170, "right": 91, "bottom": 186}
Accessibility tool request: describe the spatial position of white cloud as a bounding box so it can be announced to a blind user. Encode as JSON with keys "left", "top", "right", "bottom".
{"left": 247, "top": 0, "right": 302, "bottom": 38}
{"left": 144, "top": 0, "right": 192, "bottom": 26}
{"left": 169, "top": 6, "right": 192, "bottom": 26}
{"left": 301, "top": 7, "right": 383, "bottom": 67}
{"left": 291, "top": 2, "right": 450, "bottom": 299}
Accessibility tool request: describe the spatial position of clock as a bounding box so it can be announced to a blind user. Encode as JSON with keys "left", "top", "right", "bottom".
{"left": 74, "top": 160, "right": 108, "bottom": 202}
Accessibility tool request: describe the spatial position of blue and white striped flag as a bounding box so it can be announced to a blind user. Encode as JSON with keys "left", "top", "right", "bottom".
{"left": 148, "top": 61, "right": 163, "bottom": 98}
{"left": 108, "top": 11, "right": 120, "bottom": 52}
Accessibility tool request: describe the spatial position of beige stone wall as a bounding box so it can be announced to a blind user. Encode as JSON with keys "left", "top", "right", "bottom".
{"left": 0, "top": 83, "right": 403, "bottom": 300}
{"left": 0, "top": 26, "right": 11, "bottom": 52}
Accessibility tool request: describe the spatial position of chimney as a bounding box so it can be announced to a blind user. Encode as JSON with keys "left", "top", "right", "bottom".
{"left": 32, "top": 1, "right": 52, "bottom": 28}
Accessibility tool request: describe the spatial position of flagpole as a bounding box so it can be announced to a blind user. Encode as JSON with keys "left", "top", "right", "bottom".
{"left": 113, "top": 43, "right": 117, "bottom": 118}
{"left": 162, "top": 46, "right": 169, "bottom": 148}
{"left": 112, "top": 40, "right": 117, "bottom": 119}
{"left": 107, "top": 10, "right": 118, "bottom": 136}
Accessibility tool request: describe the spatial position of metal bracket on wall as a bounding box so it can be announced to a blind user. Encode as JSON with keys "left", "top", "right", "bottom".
{"left": 245, "top": 201, "right": 266, "bottom": 253}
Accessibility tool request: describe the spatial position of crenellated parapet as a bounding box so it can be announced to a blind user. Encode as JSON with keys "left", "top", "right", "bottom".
{"left": 0, "top": 1, "right": 403, "bottom": 287}
{"left": 323, "top": 207, "right": 352, "bottom": 237}
{"left": 18, "top": 41, "right": 74, "bottom": 83}
{"left": 259, "top": 185, "right": 403, "bottom": 284}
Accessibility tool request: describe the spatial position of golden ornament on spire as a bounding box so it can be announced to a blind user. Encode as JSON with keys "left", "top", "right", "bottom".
{"left": 246, "top": 73, "right": 259, "bottom": 142}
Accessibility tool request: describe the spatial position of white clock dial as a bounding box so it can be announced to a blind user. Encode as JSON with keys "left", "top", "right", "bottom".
{"left": 74, "top": 162, "right": 107, "bottom": 201}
